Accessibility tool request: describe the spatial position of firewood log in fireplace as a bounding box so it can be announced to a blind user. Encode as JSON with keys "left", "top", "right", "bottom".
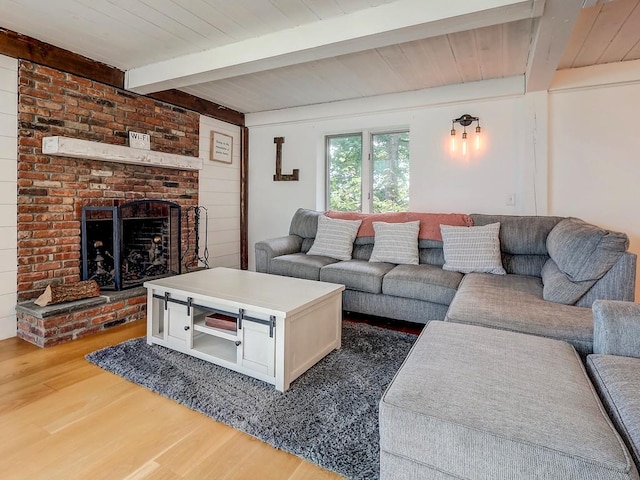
{"left": 34, "top": 280, "right": 101, "bottom": 307}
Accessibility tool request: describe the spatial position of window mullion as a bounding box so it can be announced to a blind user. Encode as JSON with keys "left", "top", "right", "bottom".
{"left": 361, "top": 131, "right": 372, "bottom": 213}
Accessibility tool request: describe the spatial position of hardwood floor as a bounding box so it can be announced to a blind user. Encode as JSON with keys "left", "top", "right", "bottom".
{"left": 0, "top": 320, "right": 343, "bottom": 480}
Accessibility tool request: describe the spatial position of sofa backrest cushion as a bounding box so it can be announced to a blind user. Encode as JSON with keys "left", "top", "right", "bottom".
{"left": 289, "top": 208, "right": 322, "bottom": 239}
{"left": 471, "top": 214, "right": 563, "bottom": 276}
{"left": 501, "top": 255, "right": 549, "bottom": 277}
{"left": 541, "top": 258, "right": 597, "bottom": 305}
{"left": 547, "top": 217, "right": 629, "bottom": 282}
{"left": 351, "top": 238, "right": 446, "bottom": 265}
{"left": 540, "top": 218, "right": 630, "bottom": 306}
{"left": 419, "top": 241, "right": 446, "bottom": 266}
{"left": 575, "top": 253, "right": 637, "bottom": 306}
{"left": 471, "top": 214, "right": 563, "bottom": 255}
{"left": 352, "top": 242, "right": 374, "bottom": 260}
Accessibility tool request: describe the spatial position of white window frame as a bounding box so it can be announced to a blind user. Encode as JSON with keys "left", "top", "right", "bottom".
{"left": 325, "top": 128, "right": 410, "bottom": 213}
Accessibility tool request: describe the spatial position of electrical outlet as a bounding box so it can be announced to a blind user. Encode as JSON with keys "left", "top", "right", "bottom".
{"left": 506, "top": 193, "right": 516, "bottom": 206}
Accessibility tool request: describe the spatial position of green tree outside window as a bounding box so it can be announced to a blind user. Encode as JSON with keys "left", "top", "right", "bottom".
{"left": 326, "top": 130, "right": 409, "bottom": 212}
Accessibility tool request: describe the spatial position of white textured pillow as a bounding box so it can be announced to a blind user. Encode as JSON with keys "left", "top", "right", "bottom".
{"left": 440, "top": 222, "right": 506, "bottom": 275}
{"left": 307, "top": 215, "right": 362, "bottom": 261}
{"left": 369, "top": 221, "right": 420, "bottom": 265}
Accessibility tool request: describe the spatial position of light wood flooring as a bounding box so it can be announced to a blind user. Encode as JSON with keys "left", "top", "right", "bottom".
{"left": 0, "top": 320, "right": 343, "bottom": 480}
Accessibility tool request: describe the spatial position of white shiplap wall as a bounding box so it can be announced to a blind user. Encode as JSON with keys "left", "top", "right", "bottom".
{"left": 198, "top": 116, "right": 241, "bottom": 269}
{"left": 0, "top": 54, "right": 17, "bottom": 340}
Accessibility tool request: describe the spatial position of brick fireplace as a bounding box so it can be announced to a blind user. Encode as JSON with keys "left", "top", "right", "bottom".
{"left": 15, "top": 61, "right": 201, "bottom": 346}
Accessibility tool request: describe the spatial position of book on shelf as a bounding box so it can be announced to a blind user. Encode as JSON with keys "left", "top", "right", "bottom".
{"left": 205, "top": 313, "right": 237, "bottom": 332}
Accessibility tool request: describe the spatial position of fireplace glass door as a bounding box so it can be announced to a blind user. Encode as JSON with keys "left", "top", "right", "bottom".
{"left": 81, "top": 200, "right": 181, "bottom": 290}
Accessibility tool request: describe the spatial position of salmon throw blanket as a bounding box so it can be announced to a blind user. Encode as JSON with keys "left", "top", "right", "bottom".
{"left": 325, "top": 211, "right": 473, "bottom": 242}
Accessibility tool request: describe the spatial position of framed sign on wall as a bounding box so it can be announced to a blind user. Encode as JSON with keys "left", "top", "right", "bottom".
{"left": 210, "top": 131, "right": 233, "bottom": 163}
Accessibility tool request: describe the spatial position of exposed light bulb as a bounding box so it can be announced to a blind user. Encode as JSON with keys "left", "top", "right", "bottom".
{"left": 462, "top": 131, "right": 467, "bottom": 157}
{"left": 475, "top": 125, "right": 481, "bottom": 151}
{"left": 450, "top": 128, "right": 456, "bottom": 153}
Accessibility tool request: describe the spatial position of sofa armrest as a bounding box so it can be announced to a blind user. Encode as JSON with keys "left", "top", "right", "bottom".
{"left": 593, "top": 300, "right": 640, "bottom": 358}
{"left": 255, "top": 235, "right": 303, "bottom": 273}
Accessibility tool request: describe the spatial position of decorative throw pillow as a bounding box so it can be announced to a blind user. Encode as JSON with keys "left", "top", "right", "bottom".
{"left": 369, "top": 221, "right": 420, "bottom": 265}
{"left": 440, "top": 223, "right": 506, "bottom": 275}
{"left": 306, "top": 215, "right": 362, "bottom": 261}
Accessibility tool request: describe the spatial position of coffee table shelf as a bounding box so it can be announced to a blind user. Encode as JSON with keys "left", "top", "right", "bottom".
{"left": 145, "top": 268, "right": 344, "bottom": 391}
{"left": 193, "top": 315, "right": 239, "bottom": 342}
{"left": 192, "top": 333, "right": 237, "bottom": 364}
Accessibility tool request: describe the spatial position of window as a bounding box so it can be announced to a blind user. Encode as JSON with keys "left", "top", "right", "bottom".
{"left": 326, "top": 130, "right": 409, "bottom": 213}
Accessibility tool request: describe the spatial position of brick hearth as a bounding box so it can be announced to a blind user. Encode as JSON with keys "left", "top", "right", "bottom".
{"left": 16, "top": 288, "right": 147, "bottom": 347}
{"left": 16, "top": 61, "right": 201, "bottom": 346}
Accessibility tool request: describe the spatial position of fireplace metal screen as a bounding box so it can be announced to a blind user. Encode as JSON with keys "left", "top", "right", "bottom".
{"left": 81, "top": 200, "right": 181, "bottom": 290}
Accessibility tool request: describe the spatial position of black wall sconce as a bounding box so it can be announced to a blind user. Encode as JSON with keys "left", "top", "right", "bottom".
{"left": 450, "top": 114, "right": 481, "bottom": 157}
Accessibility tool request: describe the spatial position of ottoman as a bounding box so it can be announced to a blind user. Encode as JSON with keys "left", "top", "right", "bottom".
{"left": 379, "top": 321, "right": 639, "bottom": 479}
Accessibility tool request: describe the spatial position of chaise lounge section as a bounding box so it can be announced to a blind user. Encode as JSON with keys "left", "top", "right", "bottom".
{"left": 379, "top": 319, "right": 640, "bottom": 479}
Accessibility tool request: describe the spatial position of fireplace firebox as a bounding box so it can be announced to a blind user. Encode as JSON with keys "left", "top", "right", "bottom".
{"left": 81, "top": 200, "right": 182, "bottom": 290}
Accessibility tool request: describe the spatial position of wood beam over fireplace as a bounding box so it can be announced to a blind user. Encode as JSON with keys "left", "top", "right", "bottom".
{"left": 42, "top": 136, "right": 203, "bottom": 171}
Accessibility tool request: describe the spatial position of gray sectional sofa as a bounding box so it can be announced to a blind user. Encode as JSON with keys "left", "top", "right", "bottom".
{"left": 256, "top": 208, "right": 640, "bottom": 478}
{"left": 255, "top": 208, "right": 636, "bottom": 355}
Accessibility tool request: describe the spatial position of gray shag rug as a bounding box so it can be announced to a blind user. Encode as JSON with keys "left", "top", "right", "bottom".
{"left": 86, "top": 321, "right": 417, "bottom": 480}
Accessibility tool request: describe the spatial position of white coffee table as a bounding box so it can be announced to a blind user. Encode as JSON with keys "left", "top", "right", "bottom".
{"left": 144, "top": 268, "right": 345, "bottom": 391}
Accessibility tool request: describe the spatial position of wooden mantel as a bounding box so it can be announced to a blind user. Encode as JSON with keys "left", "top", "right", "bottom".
{"left": 42, "top": 136, "right": 203, "bottom": 171}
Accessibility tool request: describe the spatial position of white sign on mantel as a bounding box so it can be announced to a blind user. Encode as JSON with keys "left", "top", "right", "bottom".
{"left": 129, "top": 131, "right": 151, "bottom": 150}
{"left": 210, "top": 131, "right": 233, "bottom": 164}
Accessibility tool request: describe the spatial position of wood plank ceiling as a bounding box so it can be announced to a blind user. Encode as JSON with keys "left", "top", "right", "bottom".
{"left": 0, "top": 0, "right": 639, "bottom": 114}
{"left": 560, "top": 0, "right": 640, "bottom": 68}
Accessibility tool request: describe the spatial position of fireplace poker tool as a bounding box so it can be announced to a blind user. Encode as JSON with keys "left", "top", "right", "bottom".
{"left": 183, "top": 206, "right": 210, "bottom": 270}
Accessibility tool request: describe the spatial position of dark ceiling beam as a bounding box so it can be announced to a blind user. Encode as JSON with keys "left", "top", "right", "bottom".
{"left": 0, "top": 28, "right": 124, "bottom": 88}
{"left": 148, "top": 89, "right": 244, "bottom": 127}
{"left": 0, "top": 28, "right": 244, "bottom": 126}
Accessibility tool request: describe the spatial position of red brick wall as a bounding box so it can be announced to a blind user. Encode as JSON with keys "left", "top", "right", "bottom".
{"left": 17, "top": 61, "right": 201, "bottom": 302}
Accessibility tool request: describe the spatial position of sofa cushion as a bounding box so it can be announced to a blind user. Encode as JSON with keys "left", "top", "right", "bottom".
{"left": 354, "top": 237, "right": 447, "bottom": 266}
{"left": 369, "top": 221, "right": 420, "bottom": 265}
{"left": 319, "top": 260, "right": 395, "bottom": 294}
{"left": 380, "top": 321, "right": 639, "bottom": 480}
{"left": 577, "top": 254, "right": 637, "bottom": 307}
{"left": 541, "top": 258, "right": 597, "bottom": 305}
{"left": 352, "top": 240, "right": 374, "bottom": 260}
{"left": 547, "top": 217, "right": 629, "bottom": 282}
{"left": 471, "top": 214, "right": 563, "bottom": 255}
{"left": 446, "top": 273, "right": 593, "bottom": 355}
{"left": 382, "top": 264, "right": 463, "bottom": 306}
{"left": 270, "top": 253, "right": 339, "bottom": 281}
{"left": 440, "top": 223, "right": 506, "bottom": 275}
{"left": 343, "top": 290, "right": 450, "bottom": 323}
{"left": 289, "top": 207, "right": 321, "bottom": 238}
{"left": 587, "top": 354, "right": 640, "bottom": 469}
{"left": 306, "top": 215, "right": 361, "bottom": 261}
{"left": 501, "top": 253, "right": 549, "bottom": 277}
{"left": 300, "top": 237, "right": 314, "bottom": 253}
